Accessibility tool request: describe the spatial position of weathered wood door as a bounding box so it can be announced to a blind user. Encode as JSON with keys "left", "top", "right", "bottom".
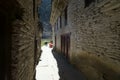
{"left": 61, "top": 33, "right": 70, "bottom": 59}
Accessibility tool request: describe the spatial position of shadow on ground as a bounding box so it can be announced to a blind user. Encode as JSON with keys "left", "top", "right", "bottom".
{"left": 52, "top": 51, "right": 87, "bottom": 80}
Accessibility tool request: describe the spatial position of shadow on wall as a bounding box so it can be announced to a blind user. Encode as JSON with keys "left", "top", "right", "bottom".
{"left": 0, "top": 0, "right": 24, "bottom": 79}
{"left": 70, "top": 51, "right": 120, "bottom": 80}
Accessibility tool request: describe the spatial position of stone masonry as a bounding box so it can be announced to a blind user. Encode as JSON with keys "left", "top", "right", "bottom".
{"left": 0, "top": 0, "right": 41, "bottom": 80}
{"left": 50, "top": 0, "right": 120, "bottom": 80}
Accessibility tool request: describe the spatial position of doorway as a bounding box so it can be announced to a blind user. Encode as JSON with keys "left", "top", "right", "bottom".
{"left": 61, "top": 33, "right": 71, "bottom": 59}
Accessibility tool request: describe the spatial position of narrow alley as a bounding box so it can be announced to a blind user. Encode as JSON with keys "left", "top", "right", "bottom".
{"left": 0, "top": 0, "right": 120, "bottom": 80}
{"left": 36, "top": 44, "right": 86, "bottom": 80}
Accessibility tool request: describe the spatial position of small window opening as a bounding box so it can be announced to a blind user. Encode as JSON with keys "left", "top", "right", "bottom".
{"left": 84, "top": 0, "right": 95, "bottom": 8}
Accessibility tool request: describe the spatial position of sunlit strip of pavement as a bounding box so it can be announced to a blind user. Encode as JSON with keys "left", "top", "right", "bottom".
{"left": 35, "top": 45, "right": 60, "bottom": 80}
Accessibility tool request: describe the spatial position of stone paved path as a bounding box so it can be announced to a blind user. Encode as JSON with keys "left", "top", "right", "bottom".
{"left": 36, "top": 46, "right": 86, "bottom": 80}
{"left": 52, "top": 51, "right": 86, "bottom": 80}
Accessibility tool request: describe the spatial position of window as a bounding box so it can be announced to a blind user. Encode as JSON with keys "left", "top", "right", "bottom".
{"left": 60, "top": 16, "right": 62, "bottom": 28}
{"left": 33, "top": 0, "right": 35, "bottom": 19}
{"left": 56, "top": 22, "right": 58, "bottom": 31}
{"left": 55, "top": 20, "right": 59, "bottom": 32}
{"left": 84, "top": 0, "right": 95, "bottom": 8}
{"left": 58, "top": 17, "right": 60, "bottom": 29}
{"left": 65, "top": 6, "right": 68, "bottom": 26}
{"left": 55, "top": 23, "right": 57, "bottom": 32}
{"left": 96, "top": 0, "right": 103, "bottom": 3}
{"left": 57, "top": 19, "right": 59, "bottom": 30}
{"left": 56, "top": 20, "right": 58, "bottom": 30}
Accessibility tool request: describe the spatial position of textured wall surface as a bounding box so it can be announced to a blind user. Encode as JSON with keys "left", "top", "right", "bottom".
{"left": 11, "top": 0, "right": 41, "bottom": 80}
{"left": 0, "top": 0, "right": 41, "bottom": 80}
{"left": 51, "top": 0, "right": 120, "bottom": 80}
{"left": 69, "top": 0, "right": 120, "bottom": 80}
{"left": 11, "top": 20, "right": 35, "bottom": 80}
{"left": 69, "top": 0, "right": 120, "bottom": 61}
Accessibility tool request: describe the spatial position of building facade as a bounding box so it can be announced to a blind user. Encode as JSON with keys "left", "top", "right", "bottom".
{"left": 0, "top": 0, "right": 42, "bottom": 80}
{"left": 50, "top": 0, "right": 120, "bottom": 80}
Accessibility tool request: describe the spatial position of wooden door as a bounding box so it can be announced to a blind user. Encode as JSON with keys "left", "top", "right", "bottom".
{"left": 66, "top": 34, "right": 70, "bottom": 59}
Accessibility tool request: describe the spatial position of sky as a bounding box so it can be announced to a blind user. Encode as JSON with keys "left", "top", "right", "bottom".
{"left": 38, "top": 0, "right": 52, "bottom": 38}
{"left": 38, "top": 0, "right": 51, "bottom": 23}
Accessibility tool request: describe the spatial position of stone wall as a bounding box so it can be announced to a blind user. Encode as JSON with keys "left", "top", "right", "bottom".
{"left": 50, "top": 0, "right": 68, "bottom": 25}
{"left": 0, "top": 0, "right": 41, "bottom": 80}
{"left": 68, "top": 0, "right": 120, "bottom": 80}
{"left": 51, "top": 0, "right": 120, "bottom": 80}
